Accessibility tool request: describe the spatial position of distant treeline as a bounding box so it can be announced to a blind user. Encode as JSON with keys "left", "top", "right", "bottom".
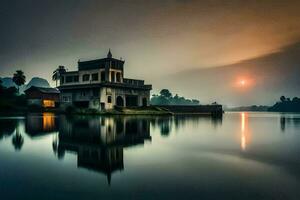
{"left": 226, "top": 105, "right": 269, "bottom": 112}
{"left": 150, "top": 89, "right": 200, "bottom": 105}
{"left": 268, "top": 96, "right": 300, "bottom": 112}
{"left": 226, "top": 96, "right": 300, "bottom": 112}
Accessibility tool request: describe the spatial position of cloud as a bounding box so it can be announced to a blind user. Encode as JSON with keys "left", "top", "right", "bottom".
{"left": 160, "top": 40, "right": 300, "bottom": 106}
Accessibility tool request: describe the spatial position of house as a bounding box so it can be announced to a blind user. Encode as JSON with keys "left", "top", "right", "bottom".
{"left": 58, "top": 50, "right": 152, "bottom": 110}
{"left": 24, "top": 86, "right": 60, "bottom": 108}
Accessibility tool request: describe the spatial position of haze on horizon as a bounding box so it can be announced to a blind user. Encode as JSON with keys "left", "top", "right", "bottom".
{"left": 1, "top": 0, "right": 300, "bottom": 106}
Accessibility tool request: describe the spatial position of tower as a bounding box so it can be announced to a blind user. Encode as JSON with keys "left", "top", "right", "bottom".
{"left": 107, "top": 49, "right": 112, "bottom": 58}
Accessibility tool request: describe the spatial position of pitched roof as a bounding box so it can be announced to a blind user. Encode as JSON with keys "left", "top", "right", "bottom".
{"left": 25, "top": 86, "right": 60, "bottom": 94}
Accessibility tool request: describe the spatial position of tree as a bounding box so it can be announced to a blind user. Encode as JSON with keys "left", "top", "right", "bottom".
{"left": 292, "top": 97, "right": 300, "bottom": 103}
{"left": 160, "top": 89, "right": 172, "bottom": 99}
{"left": 12, "top": 70, "right": 26, "bottom": 95}
{"left": 0, "top": 78, "right": 3, "bottom": 93}
{"left": 52, "top": 66, "right": 66, "bottom": 87}
{"left": 192, "top": 99, "right": 200, "bottom": 105}
{"left": 150, "top": 89, "right": 200, "bottom": 105}
{"left": 280, "top": 96, "right": 286, "bottom": 102}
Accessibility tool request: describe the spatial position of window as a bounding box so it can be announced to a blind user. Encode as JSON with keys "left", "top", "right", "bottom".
{"left": 80, "top": 91, "right": 86, "bottom": 97}
{"left": 107, "top": 96, "right": 112, "bottom": 103}
{"left": 92, "top": 73, "right": 98, "bottom": 81}
{"left": 66, "top": 76, "right": 73, "bottom": 83}
{"left": 82, "top": 74, "right": 90, "bottom": 82}
{"left": 101, "top": 71, "right": 105, "bottom": 82}
{"left": 43, "top": 100, "right": 55, "bottom": 107}
{"left": 74, "top": 75, "right": 79, "bottom": 82}
{"left": 62, "top": 96, "right": 71, "bottom": 102}
{"left": 92, "top": 89, "right": 99, "bottom": 97}
{"left": 111, "top": 71, "right": 115, "bottom": 82}
{"left": 116, "top": 72, "right": 121, "bottom": 82}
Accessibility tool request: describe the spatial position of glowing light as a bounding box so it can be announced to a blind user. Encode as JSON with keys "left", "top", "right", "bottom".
{"left": 43, "top": 100, "right": 55, "bottom": 108}
{"left": 43, "top": 112, "right": 55, "bottom": 131}
{"left": 234, "top": 77, "right": 254, "bottom": 89}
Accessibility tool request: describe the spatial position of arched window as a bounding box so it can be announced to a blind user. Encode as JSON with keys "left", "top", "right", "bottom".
{"left": 116, "top": 96, "right": 124, "bottom": 107}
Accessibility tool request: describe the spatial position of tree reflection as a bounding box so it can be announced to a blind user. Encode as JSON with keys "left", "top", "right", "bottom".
{"left": 279, "top": 115, "right": 300, "bottom": 132}
{"left": 151, "top": 115, "right": 223, "bottom": 136}
{"left": 12, "top": 125, "right": 24, "bottom": 151}
{"left": 280, "top": 116, "right": 286, "bottom": 132}
{"left": 0, "top": 119, "right": 16, "bottom": 140}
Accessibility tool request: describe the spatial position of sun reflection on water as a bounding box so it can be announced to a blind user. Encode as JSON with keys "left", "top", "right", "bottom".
{"left": 240, "top": 112, "right": 250, "bottom": 151}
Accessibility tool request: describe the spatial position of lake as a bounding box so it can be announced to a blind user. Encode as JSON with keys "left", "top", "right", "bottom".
{"left": 1, "top": 112, "right": 300, "bottom": 200}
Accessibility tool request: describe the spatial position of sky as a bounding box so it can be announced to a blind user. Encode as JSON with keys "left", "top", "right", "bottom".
{"left": 1, "top": 0, "right": 300, "bottom": 106}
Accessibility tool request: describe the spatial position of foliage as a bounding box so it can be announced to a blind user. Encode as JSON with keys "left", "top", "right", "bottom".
{"left": 0, "top": 78, "right": 27, "bottom": 113}
{"left": 52, "top": 66, "right": 66, "bottom": 86}
{"left": 12, "top": 70, "right": 26, "bottom": 94}
{"left": 225, "top": 105, "right": 269, "bottom": 112}
{"left": 268, "top": 96, "right": 300, "bottom": 112}
{"left": 150, "top": 89, "right": 200, "bottom": 105}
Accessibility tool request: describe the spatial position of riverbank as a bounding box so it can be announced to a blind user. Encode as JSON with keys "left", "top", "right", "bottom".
{"left": 157, "top": 105, "right": 223, "bottom": 116}
{"left": 0, "top": 105, "right": 223, "bottom": 116}
{"left": 70, "top": 106, "right": 173, "bottom": 115}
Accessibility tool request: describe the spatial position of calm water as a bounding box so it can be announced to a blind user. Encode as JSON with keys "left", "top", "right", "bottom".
{"left": 1, "top": 112, "right": 300, "bottom": 200}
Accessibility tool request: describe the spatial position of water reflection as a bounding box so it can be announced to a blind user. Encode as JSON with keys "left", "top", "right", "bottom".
{"left": 25, "top": 113, "right": 58, "bottom": 137}
{"left": 152, "top": 115, "right": 223, "bottom": 137}
{"left": 240, "top": 112, "right": 250, "bottom": 151}
{"left": 280, "top": 114, "right": 300, "bottom": 132}
{"left": 0, "top": 119, "right": 17, "bottom": 140}
{"left": 53, "top": 116, "right": 151, "bottom": 184}
{"left": 1, "top": 113, "right": 300, "bottom": 199}
{"left": 12, "top": 125, "right": 24, "bottom": 151}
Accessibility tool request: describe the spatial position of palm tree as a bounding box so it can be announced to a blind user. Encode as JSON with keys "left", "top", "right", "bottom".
{"left": 12, "top": 70, "right": 26, "bottom": 95}
{"left": 52, "top": 66, "right": 66, "bottom": 87}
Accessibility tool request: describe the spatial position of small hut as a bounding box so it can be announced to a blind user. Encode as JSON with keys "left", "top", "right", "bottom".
{"left": 24, "top": 86, "right": 60, "bottom": 108}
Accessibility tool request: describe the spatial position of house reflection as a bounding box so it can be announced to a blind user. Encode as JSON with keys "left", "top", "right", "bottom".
{"left": 25, "top": 113, "right": 58, "bottom": 137}
{"left": 54, "top": 116, "right": 151, "bottom": 185}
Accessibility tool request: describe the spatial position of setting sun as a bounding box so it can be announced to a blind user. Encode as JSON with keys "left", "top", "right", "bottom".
{"left": 235, "top": 77, "right": 254, "bottom": 89}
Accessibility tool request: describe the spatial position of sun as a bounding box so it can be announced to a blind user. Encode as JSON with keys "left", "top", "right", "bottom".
{"left": 240, "top": 80, "right": 246, "bottom": 86}
{"left": 235, "top": 78, "right": 251, "bottom": 88}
